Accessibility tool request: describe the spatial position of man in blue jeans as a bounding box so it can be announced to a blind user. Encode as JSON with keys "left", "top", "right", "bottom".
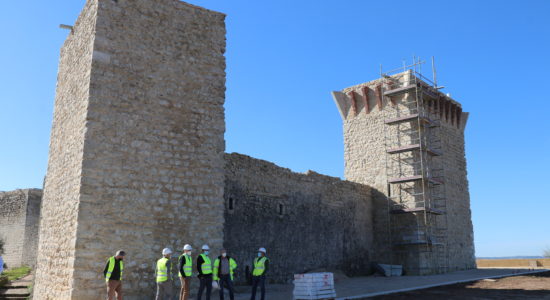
{"left": 250, "top": 247, "right": 269, "bottom": 300}
{"left": 213, "top": 249, "right": 237, "bottom": 300}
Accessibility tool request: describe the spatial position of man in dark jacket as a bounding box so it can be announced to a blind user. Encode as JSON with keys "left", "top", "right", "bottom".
{"left": 104, "top": 250, "right": 125, "bottom": 300}
{"left": 213, "top": 249, "right": 237, "bottom": 300}
{"left": 178, "top": 244, "right": 193, "bottom": 300}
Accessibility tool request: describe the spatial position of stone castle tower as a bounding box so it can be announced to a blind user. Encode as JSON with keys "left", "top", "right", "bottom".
{"left": 33, "top": 0, "right": 226, "bottom": 299}
{"left": 332, "top": 67, "right": 476, "bottom": 274}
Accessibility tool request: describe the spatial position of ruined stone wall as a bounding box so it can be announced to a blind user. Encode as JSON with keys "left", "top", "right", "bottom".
{"left": 223, "top": 153, "right": 372, "bottom": 284}
{"left": 34, "top": 1, "right": 226, "bottom": 299}
{"left": 0, "top": 189, "right": 42, "bottom": 269}
{"left": 333, "top": 73, "right": 475, "bottom": 274}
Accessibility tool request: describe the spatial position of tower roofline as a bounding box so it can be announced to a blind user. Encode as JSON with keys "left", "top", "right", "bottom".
{"left": 331, "top": 71, "right": 468, "bottom": 130}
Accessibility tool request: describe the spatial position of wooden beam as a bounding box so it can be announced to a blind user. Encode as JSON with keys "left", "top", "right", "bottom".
{"left": 362, "top": 86, "right": 370, "bottom": 114}
{"left": 456, "top": 106, "right": 463, "bottom": 128}
{"left": 385, "top": 82, "right": 396, "bottom": 106}
{"left": 450, "top": 104, "right": 456, "bottom": 125}
{"left": 375, "top": 84, "right": 383, "bottom": 110}
{"left": 349, "top": 90, "right": 357, "bottom": 116}
{"left": 437, "top": 96, "right": 443, "bottom": 119}
{"left": 445, "top": 99, "right": 451, "bottom": 122}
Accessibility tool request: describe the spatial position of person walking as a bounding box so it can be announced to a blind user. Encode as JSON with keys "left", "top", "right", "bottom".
{"left": 178, "top": 244, "right": 193, "bottom": 300}
{"left": 213, "top": 249, "right": 237, "bottom": 300}
{"left": 156, "top": 248, "right": 173, "bottom": 300}
{"left": 104, "top": 250, "right": 125, "bottom": 300}
{"left": 250, "top": 248, "right": 269, "bottom": 300}
{"left": 197, "top": 244, "right": 213, "bottom": 300}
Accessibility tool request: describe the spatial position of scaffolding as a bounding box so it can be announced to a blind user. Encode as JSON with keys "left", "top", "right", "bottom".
{"left": 381, "top": 58, "right": 449, "bottom": 274}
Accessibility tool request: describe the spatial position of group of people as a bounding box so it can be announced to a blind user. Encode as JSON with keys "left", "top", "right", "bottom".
{"left": 104, "top": 245, "right": 269, "bottom": 300}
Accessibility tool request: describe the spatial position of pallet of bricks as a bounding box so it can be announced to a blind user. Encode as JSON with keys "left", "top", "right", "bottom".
{"left": 293, "top": 272, "right": 337, "bottom": 300}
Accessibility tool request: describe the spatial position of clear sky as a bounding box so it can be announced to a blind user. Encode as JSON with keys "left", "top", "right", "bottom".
{"left": 0, "top": 1, "right": 549, "bottom": 258}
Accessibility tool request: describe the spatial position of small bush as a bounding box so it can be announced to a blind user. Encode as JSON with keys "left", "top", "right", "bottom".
{"left": 3, "top": 266, "right": 31, "bottom": 282}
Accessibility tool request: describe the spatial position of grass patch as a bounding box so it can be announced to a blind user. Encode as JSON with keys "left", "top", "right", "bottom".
{"left": 1, "top": 266, "right": 31, "bottom": 282}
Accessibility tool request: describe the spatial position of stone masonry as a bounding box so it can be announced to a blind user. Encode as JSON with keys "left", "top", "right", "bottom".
{"left": 332, "top": 71, "right": 476, "bottom": 274}
{"left": 0, "top": 189, "right": 42, "bottom": 269}
{"left": 223, "top": 153, "right": 372, "bottom": 284}
{"left": 13, "top": 0, "right": 476, "bottom": 298}
{"left": 33, "top": 0, "right": 226, "bottom": 299}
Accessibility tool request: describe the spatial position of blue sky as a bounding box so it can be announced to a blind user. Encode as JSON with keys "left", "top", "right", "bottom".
{"left": 1, "top": 1, "right": 549, "bottom": 258}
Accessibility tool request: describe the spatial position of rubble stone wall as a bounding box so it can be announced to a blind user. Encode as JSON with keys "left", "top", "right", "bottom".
{"left": 223, "top": 153, "right": 372, "bottom": 284}
{"left": 0, "top": 189, "right": 42, "bottom": 268}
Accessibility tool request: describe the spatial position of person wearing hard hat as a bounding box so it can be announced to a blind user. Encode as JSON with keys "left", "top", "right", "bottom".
{"left": 213, "top": 249, "right": 237, "bottom": 300}
{"left": 103, "top": 250, "right": 125, "bottom": 300}
{"left": 197, "top": 244, "right": 213, "bottom": 300}
{"left": 155, "top": 248, "right": 173, "bottom": 300}
{"left": 250, "top": 247, "right": 269, "bottom": 300}
{"left": 178, "top": 244, "right": 193, "bottom": 300}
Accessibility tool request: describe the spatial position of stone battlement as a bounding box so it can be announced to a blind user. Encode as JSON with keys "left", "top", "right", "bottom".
{"left": 332, "top": 71, "right": 468, "bottom": 130}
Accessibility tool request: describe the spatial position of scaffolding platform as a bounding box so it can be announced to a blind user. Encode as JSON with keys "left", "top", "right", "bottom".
{"left": 382, "top": 59, "right": 449, "bottom": 273}
{"left": 386, "top": 144, "right": 442, "bottom": 156}
{"left": 384, "top": 114, "right": 436, "bottom": 126}
{"left": 388, "top": 175, "right": 443, "bottom": 185}
{"left": 394, "top": 240, "right": 444, "bottom": 246}
{"left": 384, "top": 84, "right": 417, "bottom": 97}
{"left": 390, "top": 207, "right": 445, "bottom": 215}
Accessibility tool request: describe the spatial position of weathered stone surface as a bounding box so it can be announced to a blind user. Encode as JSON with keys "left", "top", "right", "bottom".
{"left": 0, "top": 189, "right": 42, "bottom": 268}
{"left": 223, "top": 153, "right": 372, "bottom": 284}
{"left": 23, "top": 0, "right": 475, "bottom": 297}
{"left": 335, "top": 73, "right": 476, "bottom": 274}
{"left": 33, "top": 0, "right": 226, "bottom": 299}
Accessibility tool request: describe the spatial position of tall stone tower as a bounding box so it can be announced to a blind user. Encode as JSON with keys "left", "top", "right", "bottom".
{"left": 34, "top": 1, "right": 226, "bottom": 299}
{"left": 332, "top": 66, "right": 475, "bottom": 275}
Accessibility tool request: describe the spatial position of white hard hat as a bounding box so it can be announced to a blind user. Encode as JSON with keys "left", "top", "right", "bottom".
{"left": 258, "top": 247, "right": 266, "bottom": 253}
{"left": 183, "top": 244, "right": 192, "bottom": 251}
{"left": 162, "top": 248, "right": 172, "bottom": 255}
{"left": 202, "top": 244, "right": 210, "bottom": 250}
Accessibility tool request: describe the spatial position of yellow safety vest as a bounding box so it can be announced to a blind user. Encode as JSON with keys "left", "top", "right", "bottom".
{"left": 253, "top": 257, "right": 268, "bottom": 276}
{"left": 213, "top": 257, "right": 237, "bottom": 281}
{"left": 199, "top": 254, "right": 212, "bottom": 275}
{"left": 156, "top": 257, "right": 170, "bottom": 282}
{"left": 178, "top": 254, "right": 193, "bottom": 277}
{"left": 105, "top": 256, "right": 124, "bottom": 282}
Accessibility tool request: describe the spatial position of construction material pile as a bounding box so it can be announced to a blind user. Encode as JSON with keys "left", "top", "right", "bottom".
{"left": 293, "top": 272, "right": 336, "bottom": 300}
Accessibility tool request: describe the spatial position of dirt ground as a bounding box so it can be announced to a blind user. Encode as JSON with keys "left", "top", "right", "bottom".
{"left": 368, "top": 271, "right": 550, "bottom": 299}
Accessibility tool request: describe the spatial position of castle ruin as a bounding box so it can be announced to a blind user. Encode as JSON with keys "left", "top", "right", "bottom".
{"left": 0, "top": 0, "right": 475, "bottom": 299}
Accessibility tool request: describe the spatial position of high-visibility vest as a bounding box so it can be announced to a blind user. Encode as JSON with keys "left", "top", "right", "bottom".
{"left": 178, "top": 254, "right": 193, "bottom": 277}
{"left": 213, "top": 257, "right": 237, "bottom": 281}
{"left": 156, "top": 257, "right": 170, "bottom": 282}
{"left": 105, "top": 256, "right": 124, "bottom": 282}
{"left": 253, "top": 257, "right": 268, "bottom": 276}
{"left": 199, "top": 254, "right": 212, "bottom": 275}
